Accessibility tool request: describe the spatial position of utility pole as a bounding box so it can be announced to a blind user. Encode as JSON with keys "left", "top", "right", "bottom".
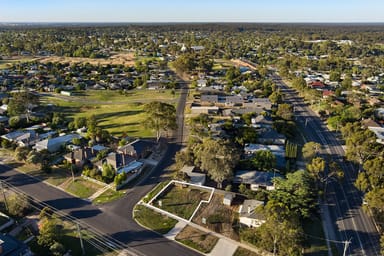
{"left": 343, "top": 239, "right": 351, "bottom": 256}
{"left": 76, "top": 223, "right": 85, "bottom": 255}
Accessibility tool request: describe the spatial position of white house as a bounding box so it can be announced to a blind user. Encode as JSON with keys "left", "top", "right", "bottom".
{"left": 239, "top": 199, "right": 265, "bottom": 228}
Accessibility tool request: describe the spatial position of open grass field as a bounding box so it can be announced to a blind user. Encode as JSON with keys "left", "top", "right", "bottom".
{"left": 38, "top": 52, "right": 136, "bottom": 66}
{"left": 40, "top": 89, "right": 178, "bottom": 137}
{"left": 0, "top": 57, "right": 38, "bottom": 69}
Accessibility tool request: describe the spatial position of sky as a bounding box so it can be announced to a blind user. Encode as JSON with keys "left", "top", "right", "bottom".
{"left": 1, "top": 0, "right": 383, "bottom": 23}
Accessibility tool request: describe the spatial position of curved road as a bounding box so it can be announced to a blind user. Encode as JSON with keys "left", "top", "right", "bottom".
{"left": 0, "top": 82, "right": 199, "bottom": 255}
{"left": 273, "top": 74, "right": 380, "bottom": 256}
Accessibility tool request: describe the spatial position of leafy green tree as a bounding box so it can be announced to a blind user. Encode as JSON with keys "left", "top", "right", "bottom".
{"left": 257, "top": 216, "right": 304, "bottom": 256}
{"left": 292, "top": 77, "right": 306, "bottom": 90}
{"left": 14, "top": 146, "right": 30, "bottom": 162}
{"left": 302, "top": 142, "right": 321, "bottom": 161}
{"left": 345, "top": 128, "right": 379, "bottom": 165}
{"left": 267, "top": 170, "right": 317, "bottom": 219}
{"left": 102, "top": 163, "right": 115, "bottom": 182}
{"left": 86, "top": 114, "right": 98, "bottom": 140}
{"left": 306, "top": 157, "right": 326, "bottom": 180}
{"left": 197, "top": 138, "right": 240, "bottom": 188}
{"left": 51, "top": 112, "right": 66, "bottom": 128}
{"left": 329, "top": 71, "right": 341, "bottom": 81}
{"left": 269, "top": 91, "right": 282, "bottom": 104}
{"left": 355, "top": 157, "right": 384, "bottom": 192}
{"left": 276, "top": 103, "right": 293, "bottom": 121}
{"left": 143, "top": 101, "right": 177, "bottom": 142}
{"left": 38, "top": 216, "right": 63, "bottom": 248}
{"left": 7, "top": 91, "right": 39, "bottom": 121}
{"left": 7, "top": 192, "right": 30, "bottom": 217}
{"left": 173, "top": 53, "right": 196, "bottom": 73}
{"left": 74, "top": 116, "right": 87, "bottom": 129}
{"left": 8, "top": 116, "right": 26, "bottom": 128}
{"left": 251, "top": 150, "right": 276, "bottom": 171}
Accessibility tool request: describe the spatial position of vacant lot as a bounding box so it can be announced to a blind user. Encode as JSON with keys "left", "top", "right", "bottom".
{"left": 39, "top": 52, "right": 136, "bottom": 66}
{"left": 134, "top": 205, "right": 177, "bottom": 234}
{"left": 192, "top": 193, "right": 240, "bottom": 241}
{"left": 154, "top": 183, "right": 211, "bottom": 220}
{"left": 0, "top": 57, "right": 38, "bottom": 69}
{"left": 40, "top": 89, "right": 178, "bottom": 137}
{"left": 175, "top": 225, "right": 218, "bottom": 254}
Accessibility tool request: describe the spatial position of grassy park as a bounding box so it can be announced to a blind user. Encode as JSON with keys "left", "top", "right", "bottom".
{"left": 40, "top": 89, "right": 178, "bottom": 137}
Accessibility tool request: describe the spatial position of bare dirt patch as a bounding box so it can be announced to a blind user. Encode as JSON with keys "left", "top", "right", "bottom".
{"left": 192, "top": 193, "right": 240, "bottom": 241}
{"left": 175, "top": 225, "right": 219, "bottom": 253}
{"left": 38, "top": 52, "right": 135, "bottom": 66}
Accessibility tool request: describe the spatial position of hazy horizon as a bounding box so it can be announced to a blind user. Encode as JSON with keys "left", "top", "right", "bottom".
{"left": 1, "top": 0, "right": 384, "bottom": 23}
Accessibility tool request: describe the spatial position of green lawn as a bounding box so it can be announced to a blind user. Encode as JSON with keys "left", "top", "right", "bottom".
{"left": 142, "top": 180, "right": 169, "bottom": 203}
{"left": 154, "top": 184, "right": 210, "bottom": 220}
{"left": 40, "top": 89, "right": 178, "bottom": 137}
{"left": 63, "top": 178, "right": 104, "bottom": 199}
{"left": 92, "top": 189, "right": 125, "bottom": 205}
{"left": 134, "top": 205, "right": 177, "bottom": 234}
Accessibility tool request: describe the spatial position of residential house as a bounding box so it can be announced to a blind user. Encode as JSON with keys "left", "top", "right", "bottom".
{"left": 95, "top": 152, "right": 135, "bottom": 171}
{"left": 34, "top": 134, "right": 81, "bottom": 152}
{"left": 250, "top": 98, "right": 272, "bottom": 111}
{"left": 244, "top": 144, "right": 286, "bottom": 169}
{"left": 0, "top": 115, "right": 9, "bottom": 124}
{"left": 225, "top": 95, "right": 243, "bottom": 107}
{"left": 201, "top": 95, "right": 219, "bottom": 105}
{"left": 234, "top": 170, "right": 282, "bottom": 191}
{"left": 257, "top": 129, "right": 286, "bottom": 145}
{"left": 0, "top": 104, "right": 7, "bottom": 115}
{"left": 0, "top": 233, "right": 32, "bottom": 256}
{"left": 190, "top": 106, "right": 219, "bottom": 115}
{"left": 197, "top": 79, "right": 208, "bottom": 87}
{"left": 180, "top": 165, "right": 206, "bottom": 186}
{"left": 64, "top": 147, "right": 95, "bottom": 167}
{"left": 223, "top": 193, "right": 235, "bottom": 206}
{"left": 238, "top": 199, "right": 265, "bottom": 228}
{"left": 117, "top": 139, "right": 155, "bottom": 159}
{"left": 322, "top": 90, "right": 335, "bottom": 99}
{"left": 362, "top": 119, "right": 384, "bottom": 145}
{"left": 1, "top": 130, "right": 37, "bottom": 147}
{"left": 251, "top": 115, "right": 273, "bottom": 129}
{"left": 309, "top": 81, "right": 325, "bottom": 89}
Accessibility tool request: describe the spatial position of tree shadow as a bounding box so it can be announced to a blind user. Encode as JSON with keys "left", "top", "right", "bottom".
{"left": 69, "top": 209, "right": 102, "bottom": 219}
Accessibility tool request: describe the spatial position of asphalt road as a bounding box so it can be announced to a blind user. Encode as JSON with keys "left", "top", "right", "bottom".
{"left": 273, "top": 74, "right": 381, "bottom": 256}
{"left": 0, "top": 82, "right": 199, "bottom": 255}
